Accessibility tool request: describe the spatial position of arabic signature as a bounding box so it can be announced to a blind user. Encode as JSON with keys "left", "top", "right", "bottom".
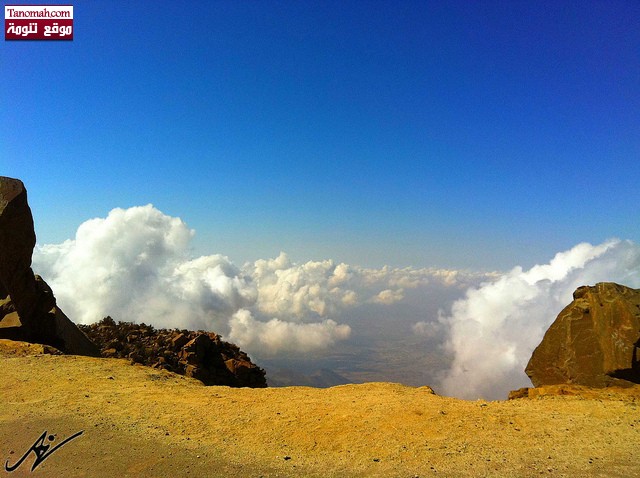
{"left": 5, "top": 430, "right": 83, "bottom": 472}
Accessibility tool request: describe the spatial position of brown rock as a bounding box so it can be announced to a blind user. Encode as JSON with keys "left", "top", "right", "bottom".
{"left": 107, "top": 340, "right": 124, "bottom": 351}
{"left": 526, "top": 282, "right": 640, "bottom": 388}
{"left": 0, "top": 177, "right": 99, "bottom": 356}
{"left": 80, "top": 318, "right": 267, "bottom": 387}
{"left": 225, "top": 358, "right": 239, "bottom": 374}
{"left": 184, "top": 364, "right": 198, "bottom": 378}
{"left": 51, "top": 305, "right": 102, "bottom": 357}
{"left": 171, "top": 332, "right": 189, "bottom": 350}
{"left": 224, "top": 357, "right": 267, "bottom": 387}
{"left": 507, "top": 387, "right": 531, "bottom": 400}
{"left": 0, "top": 178, "right": 46, "bottom": 334}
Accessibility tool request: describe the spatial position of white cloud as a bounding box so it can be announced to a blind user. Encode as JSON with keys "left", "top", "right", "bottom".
{"left": 436, "top": 239, "right": 640, "bottom": 400}
{"left": 172, "top": 255, "right": 257, "bottom": 315}
{"left": 412, "top": 320, "right": 445, "bottom": 340}
{"left": 373, "top": 288, "right": 405, "bottom": 305}
{"left": 35, "top": 205, "right": 640, "bottom": 398}
{"left": 249, "top": 252, "right": 488, "bottom": 320}
{"left": 251, "top": 253, "right": 353, "bottom": 319}
{"left": 33, "top": 205, "right": 257, "bottom": 332}
{"left": 34, "top": 205, "right": 200, "bottom": 327}
{"left": 34, "top": 205, "right": 486, "bottom": 357}
{"left": 228, "top": 309, "right": 351, "bottom": 355}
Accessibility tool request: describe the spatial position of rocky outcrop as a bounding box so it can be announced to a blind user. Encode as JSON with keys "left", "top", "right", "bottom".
{"left": 79, "top": 317, "right": 267, "bottom": 388}
{"left": 526, "top": 282, "right": 640, "bottom": 388}
{"left": 0, "top": 177, "right": 48, "bottom": 336}
{"left": 0, "top": 177, "right": 99, "bottom": 356}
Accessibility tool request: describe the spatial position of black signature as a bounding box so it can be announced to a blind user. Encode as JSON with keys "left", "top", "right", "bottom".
{"left": 5, "top": 430, "right": 83, "bottom": 472}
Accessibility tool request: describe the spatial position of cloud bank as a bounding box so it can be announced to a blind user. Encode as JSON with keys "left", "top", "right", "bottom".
{"left": 33, "top": 205, "right": 640, "bottom": 399}
{"left": 34, "top": 206, "right": 255, "bottom": 332}
{"left": 33, "top": 205, "right": 486, "bottom": 358}
{"left": 228, "top": 310, "right": 351, "bottom": 355}
{"left": 434, "top": 239, "right": 640, "bottom": 399}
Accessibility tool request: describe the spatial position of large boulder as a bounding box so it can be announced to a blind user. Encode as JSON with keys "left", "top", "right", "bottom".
{"left": 0, "top": 177, "right": 41, "bottom": 331}
{"left": 526, "top": 282, "right": 640, "bottom": 388}
{"left": 0, "top": 176, "right": 99, "bottom": 356}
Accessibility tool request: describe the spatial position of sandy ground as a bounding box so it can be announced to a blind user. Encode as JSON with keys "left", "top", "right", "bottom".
{"left": 1, "top": 339, "right": 639, "bottom": 478}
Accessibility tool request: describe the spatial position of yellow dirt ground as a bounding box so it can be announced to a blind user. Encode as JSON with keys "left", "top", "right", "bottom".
{"left": 1, "top": 339, "right": 639, "bottom": 477}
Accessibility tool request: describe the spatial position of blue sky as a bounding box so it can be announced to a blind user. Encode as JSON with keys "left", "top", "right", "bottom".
{"left": 3, "top": 0, "right": 639, "bottom": 270}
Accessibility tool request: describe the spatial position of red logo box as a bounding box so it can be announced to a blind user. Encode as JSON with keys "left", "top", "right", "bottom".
{"left": 5, "top": 5, "right": 73, "bottom": 40}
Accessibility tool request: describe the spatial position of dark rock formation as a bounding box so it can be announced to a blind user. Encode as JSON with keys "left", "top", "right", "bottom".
{"left": 526, "top": 282, "right": 640, "bottom": 388}
{"left": 0, "top": 176, "right": 99, "bottom": 356}
{"left": 79, "top": 317, "right": 267, "bottom": 388}
{"left": 0, "top": 177, "right": 47, "bottom": 335}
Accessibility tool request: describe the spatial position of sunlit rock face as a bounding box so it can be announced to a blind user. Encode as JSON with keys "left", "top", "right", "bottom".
{"left": 527, "top": 282, "right": 640, "bottom": 388}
